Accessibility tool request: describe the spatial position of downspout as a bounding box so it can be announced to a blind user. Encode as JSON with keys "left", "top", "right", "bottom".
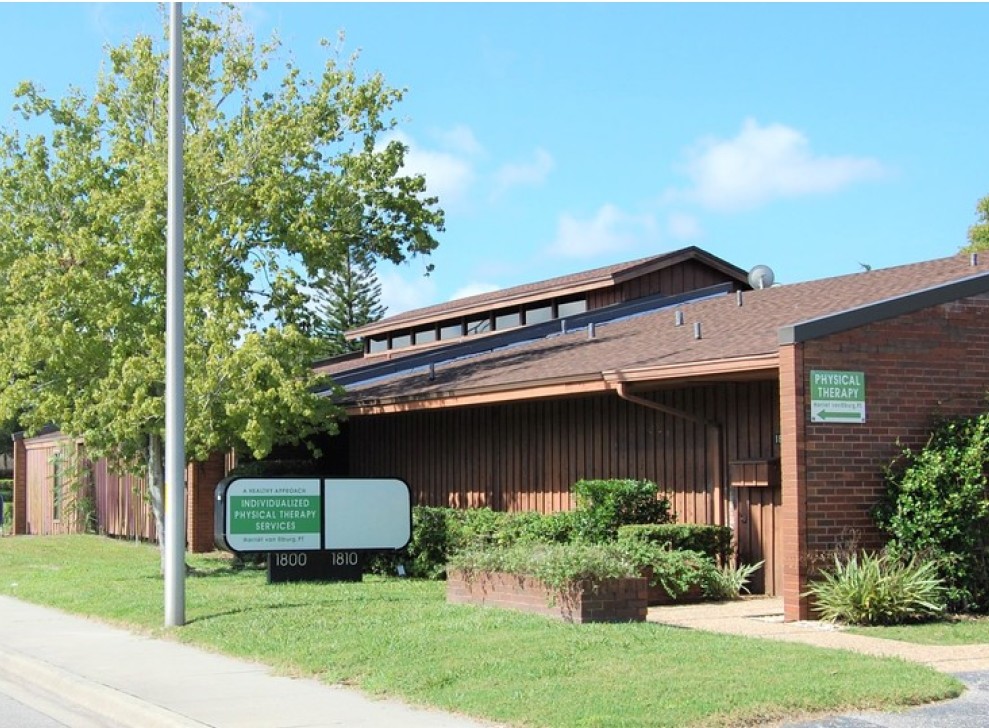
{"left": 613, "top": 381, "right": 727, "bottom": 529}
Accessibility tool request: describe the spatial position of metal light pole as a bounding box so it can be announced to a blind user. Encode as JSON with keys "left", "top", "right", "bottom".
{"left": 165, "top": 0, "right": 186, "bottom": 628}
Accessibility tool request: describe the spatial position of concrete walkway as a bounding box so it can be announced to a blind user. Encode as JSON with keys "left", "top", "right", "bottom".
{"left": 0, "top": 595, "right": 501, "bottom": 728}
{"left": 647, "top": 596, "right": 989, "bottom": 673}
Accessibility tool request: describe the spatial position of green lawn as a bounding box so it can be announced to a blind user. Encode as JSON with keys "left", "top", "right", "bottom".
{"left": 0, "top": 535, "right": 963, "bottom": 728}
{"left": 847, "top": 617, "right": 989, "bottom": 646}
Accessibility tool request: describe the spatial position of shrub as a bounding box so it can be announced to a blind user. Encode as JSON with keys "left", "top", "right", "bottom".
{"left": 874, "top": 414, "right": 989, "bottom": 612}
{"left": 405, "top": 506, "right": 455, "bottom": 578}
{"left": 618, "top": 541, "right": 717, "bottom": 599}
{"left": 704, "top": 561, "right": 764, "bottom": 601}
{"left": 572, "top": 479, "right": 673, "bottom": 542}
{"left": 372, "top": 507, "right": 581, "bottom": 579}
{"left": 618, "top": 523, "right": 734, "bottom": 564}
{"left": 513, "top": 509, "right": 579, "bottom": 545}
{"left": 804, "top": 551, "right": 947, "bottom": 626}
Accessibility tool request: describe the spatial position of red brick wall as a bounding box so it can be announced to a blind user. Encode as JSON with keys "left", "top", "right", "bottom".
{"left": 11, "top": 434, "right": 27, "bottom": 535}
{"left": 782, "top": 294, "right": 989, "bottom": 620}
{"left": 187, "top": 451, "right": 227, "bottom": 553}
{"left": 447, "top": 570, "right": 648, "bottom": 623}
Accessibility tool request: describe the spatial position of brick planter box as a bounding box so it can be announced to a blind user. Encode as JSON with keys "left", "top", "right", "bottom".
{"left": 447, "top": 569, "right": 648, "bottom": 623}
{"left": 640, "top": 567, "right": 707, "bottom": 606}
{"left": 646, "top": 581, "right": 706, "bottom": 606}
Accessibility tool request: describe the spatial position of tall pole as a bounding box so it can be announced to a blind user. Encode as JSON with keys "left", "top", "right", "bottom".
{"left": 165, "top": 0, "right": 186, "bottom": 628}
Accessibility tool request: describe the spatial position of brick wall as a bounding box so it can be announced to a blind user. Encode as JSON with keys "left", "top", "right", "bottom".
{"left": 447, "top": 570, "right": 648, "bottom": 623}
{"left": 187, "top": 451, "right": 227, "bottom": 553}
{"left": 11, "top": 433, "right": 27, "bottom": 535}
{"left": 782, "top": 294, "right": 989, "bottom": 620}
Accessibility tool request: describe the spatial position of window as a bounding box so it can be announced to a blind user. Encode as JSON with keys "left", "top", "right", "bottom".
{"left": 465, "top": 316, "right": 491, "bottom": 335}
{"left": 494, "top": 310, "right": 521, "bottom": 330}
{"left": 439, "top": 322, "right": 463, "bottom": 340}
{"left": 368, "top": 335, "right": 388, "bottom": 354}
{"left": 557, "top": 298, "right": 588, "bottom": 318}
{"left": 390, "top": 333, "right": 412, "bottom": 350}
{"left": 413, "top": 327, "right": 437, "bottom": 345}
{"left": 524, "top": 304, "right": 553, "bottom": 325}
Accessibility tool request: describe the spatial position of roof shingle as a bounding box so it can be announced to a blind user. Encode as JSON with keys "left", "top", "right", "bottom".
{"left": 332, "top": 253, "right": 989, "bottom": 408}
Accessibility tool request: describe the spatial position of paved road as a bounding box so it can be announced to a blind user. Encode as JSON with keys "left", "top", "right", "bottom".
{"left": 0, "top": 672, "right": 123, "bottom": 728}
{"left": 783, "top": 670, "right": 989, "bottom": 727}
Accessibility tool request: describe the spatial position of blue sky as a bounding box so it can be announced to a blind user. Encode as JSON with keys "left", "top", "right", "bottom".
{"left": 1, "top": 3, "right": 987, "bottom": 315}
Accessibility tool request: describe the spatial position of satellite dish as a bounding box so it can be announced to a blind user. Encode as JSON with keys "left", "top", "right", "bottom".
{"left": 748, "top": 264, "right": 775, "bottom": 290}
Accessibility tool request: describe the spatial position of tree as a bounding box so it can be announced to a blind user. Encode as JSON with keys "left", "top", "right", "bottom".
{"left": 965, "top": 194, "right": 989, "bottom": 251}
{"left": 311, "top": 244, "right": 386, "bottom": 357}
{"left": 0, "top": 6, "right": 444, "bottom": 549}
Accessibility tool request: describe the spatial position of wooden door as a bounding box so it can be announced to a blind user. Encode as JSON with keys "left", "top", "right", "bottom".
{"left": 730, "top": 459, "right": 782, "bottom": 595}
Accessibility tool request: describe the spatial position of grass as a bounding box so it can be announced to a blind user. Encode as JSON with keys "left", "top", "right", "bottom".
{"left": 0, "top": 535, "right": 965, "bottom": 727}
{"left": 847, "top": 617, "right": 989, "bottom": 646}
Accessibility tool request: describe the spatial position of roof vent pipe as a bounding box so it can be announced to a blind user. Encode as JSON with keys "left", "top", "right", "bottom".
{"left": 972, "top": 252, "right": 979, "bottom": 267}
{"left": 693, "top": 321, "right": 702, "bottom": 340}
{"left": 675, "top": 310, "right": 684, "bottom": 327}
{"left": 560, "top": 319, "right": 567, "bottom": 334}
{"left": 588, "top": 322, "right": 596, "bottom": 340}
{"left": 428, "top": 362, "right": 436, "bottom": 381}
{"left": 736, "top": 290, "right": 743, "bottom": 307}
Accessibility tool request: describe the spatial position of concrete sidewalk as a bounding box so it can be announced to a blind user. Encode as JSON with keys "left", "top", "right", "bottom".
{"left": 647, "top": 596, "right": 989, "bottom": 673}
{"left": 0, "top": 595, "right": 500, "bottom": 728}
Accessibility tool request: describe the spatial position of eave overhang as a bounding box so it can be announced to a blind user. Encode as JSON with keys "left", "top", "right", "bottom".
{"left": 779, "top": 270, "right": 989, "bottom": 345}
{"left": 344, "top": 352, "right": 781, "bottom": 416}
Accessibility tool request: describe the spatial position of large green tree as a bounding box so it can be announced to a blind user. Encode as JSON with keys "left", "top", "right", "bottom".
{"left": 0, "top": 7, "right": 443, "bottom": 543}
{"left": 966, "top": 194, "right": 989, "bottom": 251}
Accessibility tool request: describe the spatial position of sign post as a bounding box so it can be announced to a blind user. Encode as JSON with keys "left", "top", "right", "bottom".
{"left": 810, "top": 370, "right": 866, "bottom": 423}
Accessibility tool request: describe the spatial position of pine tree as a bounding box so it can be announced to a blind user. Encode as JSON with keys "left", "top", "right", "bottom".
{"left": 313, "top": 245, "right": 387, "bottom": 356}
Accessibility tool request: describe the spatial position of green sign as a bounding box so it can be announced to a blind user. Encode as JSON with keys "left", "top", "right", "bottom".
{"left": 810, "top": 370, "right": 866, "bottom": 423}
{"left": 225, "top": 478, "right": 321, "bottom": 551}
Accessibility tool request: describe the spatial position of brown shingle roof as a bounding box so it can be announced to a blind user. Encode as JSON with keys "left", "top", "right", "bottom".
{"left": 333, "top": 253, "right": 989, "bottom": 409}
{"left": 346, "top": 245, "right": 747, "bottom": 339}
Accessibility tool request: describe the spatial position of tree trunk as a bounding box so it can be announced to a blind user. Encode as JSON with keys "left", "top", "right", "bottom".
{"left": 147, "top": 434, "right": 166, "bottom": 571}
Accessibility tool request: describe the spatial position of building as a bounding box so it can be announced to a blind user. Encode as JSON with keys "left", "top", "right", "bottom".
{"left": 14, "top": 246, "right": 989, "bottom": 620}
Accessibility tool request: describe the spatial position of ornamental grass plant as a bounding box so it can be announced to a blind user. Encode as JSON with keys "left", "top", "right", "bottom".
{"left": 805, "top": 550, "right": 947, "bottom": 626}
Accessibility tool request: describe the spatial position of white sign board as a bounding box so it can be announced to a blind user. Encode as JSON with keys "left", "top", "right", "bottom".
{"left": 323, "top": 479, "right": 412, "bottom": 550}
{"left": 810, "top": 370, "right": 866, "bottom": 424}
{"left": 217, "top": 477, "right": 411, "bottom": 553}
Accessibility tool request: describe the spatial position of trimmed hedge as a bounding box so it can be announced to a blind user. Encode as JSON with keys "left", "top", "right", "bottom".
{"left": 617, "top": 523, "right": 734, "bottom": 565}
{"left": 572, "top": 478, "right": 673, "bottom": 542}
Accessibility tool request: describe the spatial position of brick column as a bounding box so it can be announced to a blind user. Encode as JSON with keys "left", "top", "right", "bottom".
{"left": 779, "top": 344, "right": 811, "bottom": 621}
{"left": 186, "top": 451, "right": 227, "bottom": 552}
{"left": 12, "top": 433, "right": 27, "bottom": 535}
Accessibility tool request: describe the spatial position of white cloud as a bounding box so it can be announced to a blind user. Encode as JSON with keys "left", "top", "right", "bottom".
{"left": 492, "top": 148, "right": 554, "bottom": 198}
{"left": 449, "top": 282, "right": 501, "bottom": 301}
{"left": 435, "top": 124, "right": 485, "bottom": 157}
{"left": 673, "top": 118, "right": 886, "bottom": 212}
{"left": 386, "top": 130, "right": 478, "bottom": 209}
{"left": 378, "top": 268, "right": 438, "bottom": 317}
{"left": 667, "top": 212, "right": 702, "bottom": 241}
{"left": 548, "top": 204, "right": 658, "bottom": 258}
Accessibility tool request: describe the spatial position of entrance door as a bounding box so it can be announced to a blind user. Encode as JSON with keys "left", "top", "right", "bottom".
{"left": 729, "top": 459, "right": 782, "bottom": 595}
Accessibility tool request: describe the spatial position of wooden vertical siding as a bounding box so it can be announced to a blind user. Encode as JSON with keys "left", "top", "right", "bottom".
{"left": 93, "top": 458, "right": 157, "bottom": 543}
{"left": 24, "top": 436, "right": 93, "bottom": 536}
{"left": 588, "top": 260, "right": 741, "bottom": 309}
{"left": 348, "top": 379, "right": 781, "bottom": 591}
